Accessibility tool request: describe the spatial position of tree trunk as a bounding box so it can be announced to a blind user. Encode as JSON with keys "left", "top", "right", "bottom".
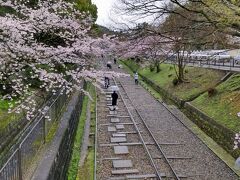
{"left": 178, "top": 65, "right": 184, "bottom": 83}
{"left": 178, "top": 56, "right": 184, "bottom": 83}
{"left": 156, "top": 62, "right": 160, "bottom": 73}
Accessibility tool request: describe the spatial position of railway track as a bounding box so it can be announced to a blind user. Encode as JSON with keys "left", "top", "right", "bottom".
{"left": 96, "top": 75, "right": 196, "bottom": 179}
{"left": 114, "top": 78, "right": 195, "bottom": 179}
{"left": 95, "top": 59, "right": 238, "bottom": 180}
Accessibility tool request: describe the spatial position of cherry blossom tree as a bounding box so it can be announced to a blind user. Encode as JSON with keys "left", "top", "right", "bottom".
{"left": 0, "top": 0, "right": 120, "bottom": 120}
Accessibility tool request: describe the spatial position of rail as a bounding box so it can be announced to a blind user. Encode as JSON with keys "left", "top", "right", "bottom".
{"left": 115, "top": 78, "right": 181, "bottom": 179}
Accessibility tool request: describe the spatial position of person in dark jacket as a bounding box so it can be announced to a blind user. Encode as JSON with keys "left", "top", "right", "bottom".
{"left": 111, "top": 91, "right": 118, "bottom": 111}
{"left": 104, "top": 76, "right": 110, "bottom": 88}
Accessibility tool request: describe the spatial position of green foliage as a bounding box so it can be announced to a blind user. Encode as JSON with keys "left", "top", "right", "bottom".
{"left": 77, "top": 84, "right": 96, "bottom": 179}
{"left": 67, "top": 91, "right": 88, "bottom": 180}
{"left": 23, "top": 0, "right": 39, "bottom": 8}
{"left": 0, "top": 84, "right": 14, "bottom": 96}
{"left": 23, "top": 66, "right": 42, "bottom": 88}
{"left": 207, "top": 88, "right": 217, "bottom": 97}
{"left": 90, "top": 24, "right": 102, "bottom": 37}
{"left": 34, "top": 31, "right": 66, "bottom": 47}
{"left": 67, "top": 83, "right": 96, "bottom": 180}
{"left": 67, "top": 0, "right": 97, "bottom": 20}
{"left": 149, "top": 64, "right": 155, "bottom": 72}
{"left": 0, "top": 98, "right": 20, "bottom": 131}
{"left": 172, "top": 78, "right": 179, "bottom": 86}
{"left": 122, "top": 59, "right": 140, "bottom": 73}
{"left": 0, "top": 6, "right": 16, "bottom": 16}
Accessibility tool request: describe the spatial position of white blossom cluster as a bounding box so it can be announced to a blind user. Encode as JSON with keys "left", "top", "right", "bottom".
{"left": 0, "top": 0, "right": 125, "bottom": 122}
{"left": 234, "top": 133, "right": 240, "bottom": 150}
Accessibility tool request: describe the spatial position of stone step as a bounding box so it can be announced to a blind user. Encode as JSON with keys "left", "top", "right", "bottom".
{"left": 110, "top": 111, "right": 117, "bottom": 115}
{"left": 112, "top": 133, "right": 126, "bottom": 137}
{"left": 111, "top": 169, "right": 139, "bottom": 175}
{"left": 111, "top": 137, "right": 127, "bottom": 143}
{"left": 116, "top": 124, "right": 124, "bottom": 130}
{"left": 112, "top": 160, "right": 133, "bottom": 168}
{"left": 114, "top": 146, "right": 129, "bottom": 154}
{"left": 111, "top": 118, "right": 120, "bottom": 123}
{"left": 108, "top": 126, "right": 117, "bottom": 132}
{"left": 108, "top": 174, "right": 158, "bottom": 179}
{"left": 126, "top": 174, "right": 158, "bottom": 179}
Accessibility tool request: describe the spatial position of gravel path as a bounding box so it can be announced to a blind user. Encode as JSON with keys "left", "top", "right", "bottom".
{"left": 117, "top": 75, "right": 238, "bottom": 180}
{"left": 96, "top": 91, "right": 156, "bottom": 179}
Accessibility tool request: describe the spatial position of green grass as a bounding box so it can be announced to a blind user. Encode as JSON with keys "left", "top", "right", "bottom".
{"left": 119, "top": 60, "right": 162, "bottom": 100}
{"left": 0, "top": 89, "right": 43, "bottom": 131}
{"left": 140, "top": 64, "right": 225, "bottom": 100}
{"left": 77, "top": 149, "right": 94, "bottom": 180}
{"left": 67, "top": 83, "right": 96, "bottom": 180}
{"left": 123, "top": 60, "right": 225, "bottom": 101}
{"left": 192, "top": 74, "right": 240, "bottom": 132}
{"left": 77, "top": 84, "right": 96, "bottom": 179}
{"left": 0, "top": 98, "right": 21, "bottom": 131}
{"left": 46, "top": 120, "right": 59, "bottom": 143}
{"left": 122, "top": 59, "right": 140, "bottom": 73}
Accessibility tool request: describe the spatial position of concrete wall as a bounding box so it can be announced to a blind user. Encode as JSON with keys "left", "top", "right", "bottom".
{"left": 32, "top": 85, "right": 85, "bottom": 180}
{"left": 184, "top": 102, "right": 239, "bottom": 158}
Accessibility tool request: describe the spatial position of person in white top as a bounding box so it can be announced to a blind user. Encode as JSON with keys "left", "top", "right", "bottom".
{"left": 134, "top": 72, "right": 139, "bottom": 85}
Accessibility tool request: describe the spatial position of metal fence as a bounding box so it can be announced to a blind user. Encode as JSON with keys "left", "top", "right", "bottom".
{"left": 166, "top": 56, "right": 240, "bottom": 70}
{"left": 0, "top": 88, "right": 69, "bottom": 180}
{"left": 0, "top": 93, "right": 40, "bottom": 153}
{"left": 47, "top": 91, "right": 84, "bottom": 180}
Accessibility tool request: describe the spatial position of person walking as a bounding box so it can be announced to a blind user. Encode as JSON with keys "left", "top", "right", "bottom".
{"left": 111, "top": 91, "right": 118, "bottom": 111}
{"left": 134, "top": 72, "right": 139, "bottom": 85}
{"left": 114, "top": 58, "right": 117, "bottom": 64}
{"left": 107, "top": 61, "right": 112, "bottom": 69}
{"left": 104, "top": 76, "right": 110, "bottom": 88}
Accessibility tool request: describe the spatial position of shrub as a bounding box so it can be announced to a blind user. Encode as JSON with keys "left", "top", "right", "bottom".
{"left": 168, "top": 74, "right": 172, "bottom": 77}
{"left": 149, "top": 64, "right": 155, "bottom": 72}
{"left": 208, "top": 88, "right": 217, "bottom": 97}
{"left": 172, "top": 78, "right": 179, "bottom": 86}
{"left": 185, "top": 69, "right": 188, "bottom": 73}
{"left": 0, "top": 83, "right": 14, "bottom": 96}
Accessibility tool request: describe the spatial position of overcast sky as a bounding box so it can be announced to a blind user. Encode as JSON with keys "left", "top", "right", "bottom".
{"left": 92, "top": 0, "right": 116, "bottom": 27}
{"left": 92, "top": 0, "right": 160, "bottom": 29}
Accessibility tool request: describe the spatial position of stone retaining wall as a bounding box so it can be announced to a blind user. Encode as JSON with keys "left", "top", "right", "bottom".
{"left": 32, "top": 82, "right": 86, "bottom": 180}
{"left": 184, "top": 102, "right": 239, "bottom": 158}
